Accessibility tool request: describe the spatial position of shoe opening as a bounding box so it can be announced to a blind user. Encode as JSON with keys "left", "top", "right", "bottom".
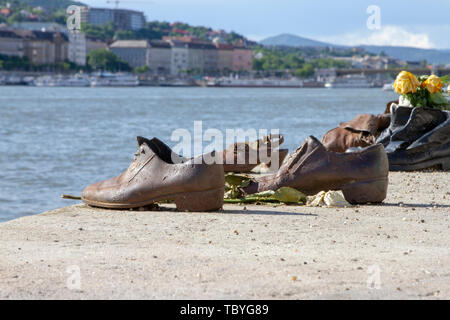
{"left": 137, "top": 136, "right": 183, "bottom": 164}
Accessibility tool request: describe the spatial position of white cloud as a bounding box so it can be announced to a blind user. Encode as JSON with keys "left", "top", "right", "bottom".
{"left": 318, "top": 25, "right": 435, "bottom": 49}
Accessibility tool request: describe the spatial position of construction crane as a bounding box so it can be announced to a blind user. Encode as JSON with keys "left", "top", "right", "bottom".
{"left": 106, "top": 0, "right": 120, "bottom": 9}
{"left": 106, "top": 0, "right": 155, "bottom": 9}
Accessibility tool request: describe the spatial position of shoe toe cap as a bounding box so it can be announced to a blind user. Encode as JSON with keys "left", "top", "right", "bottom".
{"left": 81, "top": 181, "right": 109, "bottom": 204}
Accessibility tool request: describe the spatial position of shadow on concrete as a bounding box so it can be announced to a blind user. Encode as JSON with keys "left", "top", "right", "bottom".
{"left": 220, "top": 208, "right": 318, "bottom": 217}
{"left": 379, "top": 202, "right": 450, "bottom": 209}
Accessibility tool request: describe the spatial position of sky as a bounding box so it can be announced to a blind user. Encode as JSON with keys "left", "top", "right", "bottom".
{"left": 82, "top": 0, "right": 450, "bottom": 49}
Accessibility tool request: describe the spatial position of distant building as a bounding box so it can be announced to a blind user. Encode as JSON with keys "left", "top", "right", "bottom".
{"left": 0, "top": 30, "right": 25, "bottom": 57}
{"left": 13, "top": 30, "right": 68, "bottom": 65}
{"left": 11, "top": 22, "right": 69, "bottom": 35}
{"left": 406, "top": 60, "right": 422, "bottom": 67}
{"left": 80, "top": 7, "right": 146, "bottom": 31}
{"left": 168, "top": 40, "right": 189, "bottom": 75}
{"left": 360, "top": 56, "right": 388, "bottom": 69}
{"left": 162, "top": 36, "right": 208, "bottom": 44}
{"left": 69, "top": 32, "right": 107, "bottom": 66}
{"left": 315, "top": 68, "right": 337, "bottom": 83}
{"left": 232, "top": 46, "right": 253, "bottom": 72}
{"left": 68, "top": 32, "right": 86, "bottom": 66}
{"left": 109, "top": 40, "right": 150, "bottom": 68}
{"left": 108, "top": 35, "right": 253, "bottom": 75}
{"left": 0, "top": 8, "right": 11, "bottom": 16}
{"left": 203, "top": 43, "right": 218, "bottom": 73}
{"left": 187, "top": 42, "right": 218, "bottom": 74}
{"left": 148, "top": 40, "right": 171, "bottom": 75}
{"left": 215, "top": 43, "right": 233, "bottom": 72}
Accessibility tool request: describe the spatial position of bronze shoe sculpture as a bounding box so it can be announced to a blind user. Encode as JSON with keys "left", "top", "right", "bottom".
{"left": 223, "top": 134, "right": 289, "bottom": 173}
{"left": 322, "top": 113, "right": 391, "bottom": 153}
{"left": 242, "top": 136, "right": 389, "bottom": 204}
{"left": 377, "top": 105, "right": 450, "bottom": 171}
{"left": 82, "top": 137, "right": 225, "bottom": 211}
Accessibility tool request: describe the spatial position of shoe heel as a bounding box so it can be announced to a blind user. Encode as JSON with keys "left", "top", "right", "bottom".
{"left": 342, "top": 177, "right": 388, "bottom": 204}
{"left": 174, "top": 187, "right": 224, "bottom": 212}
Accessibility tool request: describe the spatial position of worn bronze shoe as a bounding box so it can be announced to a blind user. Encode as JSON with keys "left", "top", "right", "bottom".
{"left": 242, "top": 136, "right": 389, "bottom": 204}
{"left": 378, "top": 105, "right": 447, "bottom": 150}
{"left": 82, "top": 137, "right": 225, "bottom": 211}
{"left": 377, "top": 105, "right": 450, "bottom": 171}
{"left": 223, "top": 134, "right": 289, "bottom": 173}
{"left": 322, "top": 113, "right": 391, "bottom": 153}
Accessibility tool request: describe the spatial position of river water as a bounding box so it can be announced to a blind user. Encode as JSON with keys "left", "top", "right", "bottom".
{"left": 0, "top": 87, "right": 398, "bottom": 222}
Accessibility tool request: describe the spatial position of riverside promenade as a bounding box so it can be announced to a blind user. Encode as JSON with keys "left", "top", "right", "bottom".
{"left": 0, "top": 172, "right": 449, "bottom": 299}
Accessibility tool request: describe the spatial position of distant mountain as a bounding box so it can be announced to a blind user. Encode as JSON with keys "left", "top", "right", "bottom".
{"left": 359, "top": 45, "right": 450, "bottom": 65}
{"left": 260, "top": 33, "right": 334, "bottom": 48}
{"left": 259, "top": 33, "right": 450, "bottom": 65}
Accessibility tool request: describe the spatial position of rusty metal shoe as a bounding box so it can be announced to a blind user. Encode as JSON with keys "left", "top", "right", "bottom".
{"left": 242, "top": 136, "right": 389, "bottom": 204}
{"left": 223, "top": 134, "right": 289, "bottom": 173}
{"left": 82, "top": 137, "right": 224, "bottom": 211}
{"left": 322, "top": 113, "right": 391, "bottom": 153}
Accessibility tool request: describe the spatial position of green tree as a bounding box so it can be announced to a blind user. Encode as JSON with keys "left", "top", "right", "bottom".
{"left": 50, "top": 9, "right": 66, "bottom": 25}
{"left": 87, "top": 49, "right": 131, "bottom": 72}
{"left": 252, "top": 59, "right": 264, "bottom": 71}
{"left": 0, "top": 54, "right": 30, "bottom": 70}
{"left": 295, "top": 64, "right": 315, "bottom": 78}
{"left": 8, "top": 12, "right": 25, "bottom": 24}
{"left": 134, "top": 65, "right": 149, "bottom": 74}
{"left": 81, "top": 23, "right": 115, "bottom": 42}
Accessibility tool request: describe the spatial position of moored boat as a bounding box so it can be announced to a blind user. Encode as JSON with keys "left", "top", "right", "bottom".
{"left": 325, "top": 74, "right": 373, "bottom": 88}
{"left": 90, "top": 72, "right": 139, "bottom": 87}
{"left": 208, "top": 77, "right": 303, "bottom": 88}
{"left": 34, "top": 74, "right": 90, "bottom": 87}
{"left": 382, "top": 82, "right": 394, "bottom": 91}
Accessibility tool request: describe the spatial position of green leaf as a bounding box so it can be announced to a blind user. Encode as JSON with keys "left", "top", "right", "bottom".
{"left": 273, "top": 187, "right": 306, "bottom": 204}
{"left": 224, "top": 173, "right": 251, "bottom": 187}
{"left": 430, "top": 92, "right": 449, "bottom": 105}
{"left": 440, "top": 75, "right": 450, "bottom": 85}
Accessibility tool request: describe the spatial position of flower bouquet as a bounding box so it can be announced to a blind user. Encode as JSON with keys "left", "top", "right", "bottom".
{"left": 393, "top": 71, "right": 449, "bottom": 110}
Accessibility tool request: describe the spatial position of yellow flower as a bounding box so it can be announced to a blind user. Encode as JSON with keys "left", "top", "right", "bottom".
{"left": 423, "top": 75, "right": 444, "bottom": 94}
{"left": 393, "top": 71, "right": 421, "bottom": 95}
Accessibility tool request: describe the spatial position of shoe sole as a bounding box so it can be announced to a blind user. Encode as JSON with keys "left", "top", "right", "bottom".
{"left": 389, "top": 156, "right": 450, "bottom": 171}
{"left": 82, "top": 187, "right": 225, "bottom": 212}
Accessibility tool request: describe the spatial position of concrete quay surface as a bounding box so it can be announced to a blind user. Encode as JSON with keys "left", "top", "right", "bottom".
{"left": 0, "top": 172, "right": 449, "bottom": 299}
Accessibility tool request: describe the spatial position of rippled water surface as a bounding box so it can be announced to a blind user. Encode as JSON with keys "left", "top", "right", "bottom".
{"left": 0, "top": 87, "right": 397, "bottom": 222}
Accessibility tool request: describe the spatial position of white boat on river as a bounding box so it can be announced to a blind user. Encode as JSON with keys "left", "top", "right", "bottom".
{"left": 325, "top": 74, "right": 373, "bottom": 88}
{"left": 34, "top": 74, "right": 90, "bottom": 87}
{"left": 90, "top": 72, "right": 139, "bottom": 87}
